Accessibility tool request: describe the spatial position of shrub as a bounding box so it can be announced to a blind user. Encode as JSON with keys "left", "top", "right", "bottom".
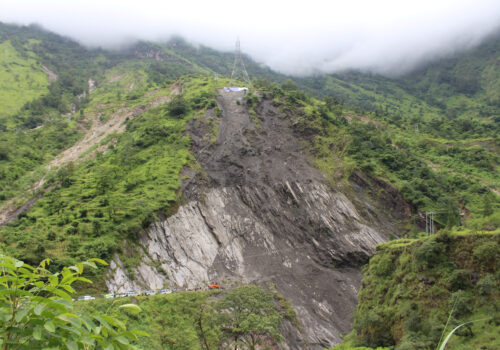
{"left": 449, "top": 290, "right": 472, "bottom": 318}
{"left": 167, "top": 95, "right": 189, "bottom": 117}
{"left": 446, "top": 269, "right": 471, "bottom": 292}
{"left": 353, "top": 310, "right": 393, "bottom": 348}
{"left": 281, "top": 79, "right": 297, "bottom": 91}
{"left": 404, "top": 309, "right": 422, "bottom": 333}
{"left": 245, "top": 91, "right": 260, "bottom": 107}
{"left": 413, "top": 239, "right": 445, "bottom": 271}
{"left": 473, "top": 241, "right": 499, "bottom": 271}
{"left": 477, "top": 274, "right": 496, "bottom": 296}
{"left": 372, "top": 254, "right": 394, "bottom": 277}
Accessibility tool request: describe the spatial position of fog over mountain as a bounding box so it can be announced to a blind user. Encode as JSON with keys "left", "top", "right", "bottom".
{"left": 2, "top": 0, "right": 500, "bottom": 76}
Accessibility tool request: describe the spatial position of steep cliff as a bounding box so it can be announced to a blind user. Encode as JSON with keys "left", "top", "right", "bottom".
{"left": 106, "top": 89, "right": 409, "bottom": 349}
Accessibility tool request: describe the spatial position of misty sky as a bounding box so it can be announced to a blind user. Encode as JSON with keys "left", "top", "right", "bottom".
{"left": 2, "top": 0, "right": 500, "bottom": 76}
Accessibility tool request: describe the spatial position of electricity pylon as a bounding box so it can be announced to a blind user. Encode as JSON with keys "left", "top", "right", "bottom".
{"left": 229, "top": 38, "right": 252, "bottom": 88}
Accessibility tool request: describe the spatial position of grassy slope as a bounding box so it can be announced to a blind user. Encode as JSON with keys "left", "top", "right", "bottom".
{"left": 299, "top": 32, "right": 500, "bottom": 124}
{"left": 162, "top": 37, "right": 286, "bottom": 83}
{"left": 0, "top": 40, "right": 48, "bottom": 119}
{"left": 329, "top": 232, "right": 499, "bottom": 350}
{"left": 0, "top": 23, "right": 213, "bottom": 211}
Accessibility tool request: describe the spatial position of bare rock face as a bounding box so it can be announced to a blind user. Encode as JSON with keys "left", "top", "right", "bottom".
{"left": 106, "top": 90, "right": 404, "bottom": 349}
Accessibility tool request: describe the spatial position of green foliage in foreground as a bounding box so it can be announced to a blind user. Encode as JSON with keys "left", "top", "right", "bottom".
{"left": 332, "top": 233, "right": 499, "bottom": 350}
{"left": 77, "top": 285, "right": 290, "bottom": 350}
{"left": 0, "top": 252, "right": 147, "bottom": 349}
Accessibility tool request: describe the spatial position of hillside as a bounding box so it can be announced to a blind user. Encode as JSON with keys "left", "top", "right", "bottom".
{"left": 296, "top": 34, "right": 500, "bottom": 224}
{"left": 331, "top": 232, "right": 499, "bottom": 350}
{"left": 0, "top": 21, "right": 498, "bottom": 349}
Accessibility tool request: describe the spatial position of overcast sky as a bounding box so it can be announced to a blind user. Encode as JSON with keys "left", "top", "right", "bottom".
{"left": 2, "top": 0, "right": 500, "bottom": 76}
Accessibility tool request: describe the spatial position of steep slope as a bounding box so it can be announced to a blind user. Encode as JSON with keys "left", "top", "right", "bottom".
{"left": 331, "top": 232, "right": 499, "bottom": 350}
{"left": 105, "top": 89, "right": 411, "bottom": 349}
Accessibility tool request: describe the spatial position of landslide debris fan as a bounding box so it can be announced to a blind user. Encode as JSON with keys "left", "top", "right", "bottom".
{"left": 107, "top": 90, "right": 402, "bottom": 349}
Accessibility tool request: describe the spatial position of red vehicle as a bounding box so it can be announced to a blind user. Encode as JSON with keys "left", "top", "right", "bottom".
{"left": 208, "top": 283, "right": 221, "bottom": 289}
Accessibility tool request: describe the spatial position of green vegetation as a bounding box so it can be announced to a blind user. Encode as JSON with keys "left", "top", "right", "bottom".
{"left": 255, "top": 77, "right": 500, "bottom": 233}
{"left": 297, "top": 32, "right": 500, "bottom": 138}
{"left": 0, "top": 76, "right": 218, "bottom": 288}
{"left": 0, "top": 40, "right": 48, "bottom": 118}
{"left": 0, "top": 118, "right": 81, "bottom": 202}
{"left": 216, "top": 285, "right": 282, "bottom": 349}
{"left": 330, "top": 233, "right": 499, "bottom": 350}
{"left": 293, "top": 34, "right": 500, "bottom": 228}
{"left": 0, "top": 252, "right": 147, "bottom": 349}
{"left": 78, "top": 284, "right": 290, "bottom": 350}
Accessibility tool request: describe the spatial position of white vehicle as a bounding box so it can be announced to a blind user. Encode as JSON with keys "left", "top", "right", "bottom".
{"left": 82, "top": 295, "right": 95, "bottom": 301}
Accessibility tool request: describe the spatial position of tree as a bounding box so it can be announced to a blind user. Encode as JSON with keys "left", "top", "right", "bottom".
{"left": 281, "top": 79, "right": 297, "bottom": 91}
{"left": 0, "top": 252, "right": 148, "bottom": 349}
{"left": 194, "top": 300, "right": 220, "bottom": 350}
{"left": 215, "top": 285, "right": 282, "bottom": 350}
{"left": 481, "top": 194, "right": 494, "bottom": 217}
{"left": 166, "top": 95, "right": 189, "bottom": 117}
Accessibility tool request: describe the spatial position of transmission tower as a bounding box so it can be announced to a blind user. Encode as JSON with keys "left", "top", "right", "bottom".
{"left": 229, "top": 38, "right": 252, "bottom": 88}
{"left": 425, "top": 212, "right": 435, "bottom": 235}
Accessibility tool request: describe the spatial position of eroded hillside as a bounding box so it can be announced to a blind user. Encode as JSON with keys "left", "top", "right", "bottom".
{"left": 105, "top": 88, "right": 413, "bottom": 349}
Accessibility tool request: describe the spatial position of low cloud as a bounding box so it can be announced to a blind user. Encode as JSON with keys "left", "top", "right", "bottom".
{"left": 2, "top": 0, "right": 500, "bottom": 76}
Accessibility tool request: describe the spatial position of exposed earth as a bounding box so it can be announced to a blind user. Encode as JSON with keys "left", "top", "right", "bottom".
{"left": 106, "top": 90, "right": 410, "bottom": 349}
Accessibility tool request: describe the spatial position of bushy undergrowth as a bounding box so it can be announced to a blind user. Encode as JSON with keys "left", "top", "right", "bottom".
{"left": 335, "top": 233, "right": 500, "bottom": 350}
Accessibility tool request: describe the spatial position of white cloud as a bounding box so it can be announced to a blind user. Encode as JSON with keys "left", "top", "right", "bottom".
{"left": 1, "top": 0, "right": 500, "bottom": 75}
